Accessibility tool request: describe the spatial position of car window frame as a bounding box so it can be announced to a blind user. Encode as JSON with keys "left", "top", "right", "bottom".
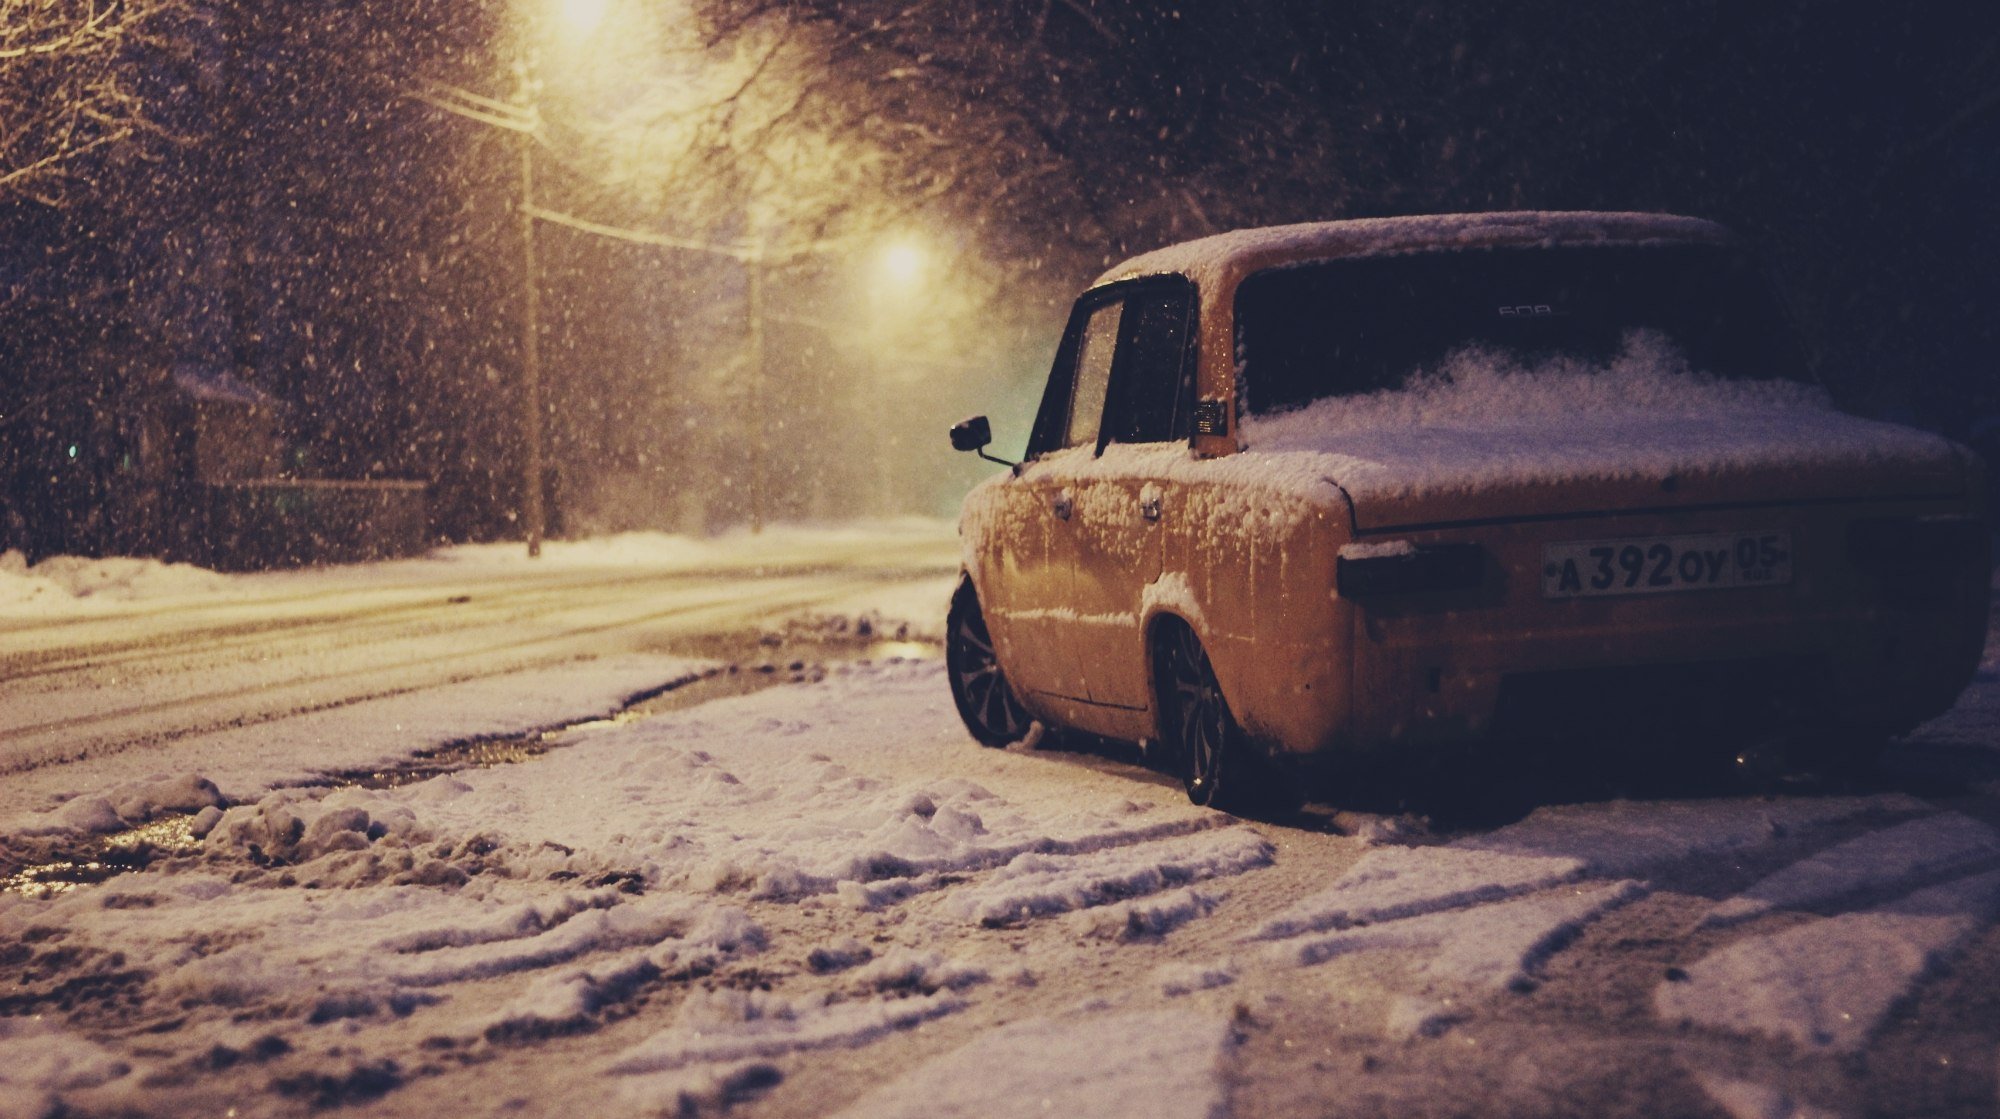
{"left": 1026, "top": 275, "right": 1198, "bottom": 462}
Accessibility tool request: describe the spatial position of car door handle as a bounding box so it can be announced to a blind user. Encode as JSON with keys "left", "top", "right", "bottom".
{"left": 1139, "top": 494, "right": 1163, "bottom": 522}
{"left": 1052, "top": 493, "right": 1072, "bottom": 520}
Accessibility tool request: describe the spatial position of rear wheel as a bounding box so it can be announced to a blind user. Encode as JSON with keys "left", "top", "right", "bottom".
{"left": 1156, "top": 621, "right": 1265, "bottom": 811}
{"left": 947, "top": 585, "right": 1032, "bottom": 747}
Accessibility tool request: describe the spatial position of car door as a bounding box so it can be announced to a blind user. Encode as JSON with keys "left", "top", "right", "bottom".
{"left": 982, "top": 293, "right": 1126, "bottom": 705}
{"left": 1068, "top": 278, "right": 1196, "bottom": 712}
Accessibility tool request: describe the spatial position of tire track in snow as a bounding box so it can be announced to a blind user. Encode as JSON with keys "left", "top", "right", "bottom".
{"left": 934, "top": 825, "right": 1273, "bottom": 926}
{"left": 825, "top": 1009, "right": 1235, "bottom": 1119}
{"left": 1657, "top": 868, "right": 2000, "bottom": 1053}
{"left": 603, "top": 988, "right": 969, "bottom": 1075}
{"left": 1252, "top": 795, "right": 1915, "bottom": 943}
{"left": 1271, "top": 879, "right": 1650, "bottom": 991}
{"left": 1244, "top": 796, "right": 1930, "bottom": 1006}
{"left": 1700, "top": 812, "right": 2000, "bottom": 929}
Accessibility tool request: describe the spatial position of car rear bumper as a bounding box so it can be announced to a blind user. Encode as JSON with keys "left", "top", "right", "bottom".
{"left": 1280, "top": 498, "right": 1991, "bottom": 755}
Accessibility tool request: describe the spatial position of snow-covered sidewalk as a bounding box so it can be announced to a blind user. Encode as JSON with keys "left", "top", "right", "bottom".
{"left": 5, "top": 647, "right": 1998, "bottom": 1117}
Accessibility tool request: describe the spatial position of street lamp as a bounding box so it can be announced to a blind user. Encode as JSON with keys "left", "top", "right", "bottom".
{"left": 879, "top": 239, "right": 927, "bottom": 288}
{"left": 554, "top": 0, "right": 609, "bottom": 36}
{"left": 512, "top": 54, "right": 546, "bottom": 558}
{"left": 417, "top": 0, "right": 661, "bottom": 556}
{"left": 512, "top": 0, "right": 611, "bottom": 557}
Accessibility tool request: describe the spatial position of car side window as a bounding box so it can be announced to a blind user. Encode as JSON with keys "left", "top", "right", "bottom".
{"left": 1101, "top": 286, "right": 1193, "bottom": 446}
{"left": 1026, "top": 277, "right": 1195, "bottom": 460}
{"left": 1062, "top": 302, "right": 1123, "bottom": 448}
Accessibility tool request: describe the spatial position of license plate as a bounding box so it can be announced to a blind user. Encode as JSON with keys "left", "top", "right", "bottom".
{"left": 1542, "top": 531, "right": 1793, "bottom": 599}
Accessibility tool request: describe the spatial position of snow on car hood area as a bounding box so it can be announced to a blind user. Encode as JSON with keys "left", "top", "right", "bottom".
{"left": 1238, "top": 331, "right": 1960, "bottom": 518}
{"left": 3, "top": 520, "right": 2000, "bottom": 1117}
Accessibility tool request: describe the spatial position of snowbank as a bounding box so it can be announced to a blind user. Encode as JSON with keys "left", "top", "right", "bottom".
{"left": 0, "top": 550, "right": 230, "bottom": 613}
{"left": 0, "top": 519, "right": 959, "bottom": 618}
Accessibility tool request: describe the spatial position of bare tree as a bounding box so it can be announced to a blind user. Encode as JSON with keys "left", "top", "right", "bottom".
{"left": 0, "top": 0, "right": 190, "bottom": 204}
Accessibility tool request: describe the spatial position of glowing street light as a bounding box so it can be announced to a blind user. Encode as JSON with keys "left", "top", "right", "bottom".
{"left": 878, "top": 239, "right": 927, "bottom": 288}
{"left": 553, "top": 0, "right": 609, "bottom": 39}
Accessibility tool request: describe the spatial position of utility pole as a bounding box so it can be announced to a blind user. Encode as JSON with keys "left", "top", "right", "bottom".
{"left": 746, "top": 248, "right": 765, "bottom": 535}
{"left": 515, "top": 58, "right": 546, "bottom": 558}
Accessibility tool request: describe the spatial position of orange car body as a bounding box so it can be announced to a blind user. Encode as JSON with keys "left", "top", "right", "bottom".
{"left": 957, "top": 213, "right": 1990, "bottom": 767}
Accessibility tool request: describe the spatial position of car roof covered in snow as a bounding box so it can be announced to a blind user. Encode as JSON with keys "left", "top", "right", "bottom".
{"left": 1093, "top": 211, "right": 1737, "bottom": 292}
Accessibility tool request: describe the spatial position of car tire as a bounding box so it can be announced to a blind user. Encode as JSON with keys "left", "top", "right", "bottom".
{"left": 1155, "top": 620, "right": 1272, "bottom": 812}
{"left": 946, "top": 583, "right": 1033, "bottom": 747}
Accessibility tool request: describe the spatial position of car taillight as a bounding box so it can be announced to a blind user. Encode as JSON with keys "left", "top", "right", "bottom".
{"left": 1336, "top": 543, "right": 1485, "bottom": 599}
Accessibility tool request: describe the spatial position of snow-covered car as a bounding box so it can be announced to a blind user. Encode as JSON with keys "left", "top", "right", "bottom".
{"left": 947, "top": 212, "right": 1991, "bottom": 810}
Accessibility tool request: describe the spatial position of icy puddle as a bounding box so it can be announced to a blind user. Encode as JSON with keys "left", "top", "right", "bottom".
{"left": 0, "top": 814, "right": 203, "bottom": 897}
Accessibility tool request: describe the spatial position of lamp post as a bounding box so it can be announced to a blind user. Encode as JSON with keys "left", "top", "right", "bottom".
{"left": 513, "top": 0, "right": 606, "bottom": 558}
{"left": 414, "top": 0, "right": 630, "bottom": 556}
{"left": 514, "top": 55, "right": 546, "bottom": 558}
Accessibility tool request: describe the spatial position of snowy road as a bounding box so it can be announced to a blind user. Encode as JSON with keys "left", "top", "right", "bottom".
{"left": 0, "top": 524, "right": 958, "bottom": 794}
{"left": 2, "top": 527, "right": 1998, "bottom": 1119}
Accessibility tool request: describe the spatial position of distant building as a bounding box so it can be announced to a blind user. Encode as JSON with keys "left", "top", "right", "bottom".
{"left": 1, "top": 361, "right": 426, "bottom": 569}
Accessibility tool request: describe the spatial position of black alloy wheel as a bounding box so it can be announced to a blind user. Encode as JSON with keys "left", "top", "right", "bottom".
{"left": 946, "top": 586, "right": 1031, "bottom": 747}
{"left": 1157, "top": 621, "right": 1245, "bottom": 809}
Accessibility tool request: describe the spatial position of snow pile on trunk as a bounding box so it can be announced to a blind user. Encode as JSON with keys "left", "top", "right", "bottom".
{"left": 827, "top": 1009, "right": 1235, "bottom": 1119}
{"left": 1236, "top": 331, "right": 1951, "bottom": 503}
{"left": 1249, "top": 330, "right": 1828, "bottom": 440}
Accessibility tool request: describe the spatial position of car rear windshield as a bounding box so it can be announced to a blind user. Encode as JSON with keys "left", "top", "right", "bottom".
{"left": 1233, "top": 243, "right": 1812, "bottom": 415}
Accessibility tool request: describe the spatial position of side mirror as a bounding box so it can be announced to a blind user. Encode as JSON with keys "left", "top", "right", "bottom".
{"left": 949, "top": 414, "right": 1019, "bottom": 473}
{"left": 950, "top": 415, "right": 992, "bottom": 452}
